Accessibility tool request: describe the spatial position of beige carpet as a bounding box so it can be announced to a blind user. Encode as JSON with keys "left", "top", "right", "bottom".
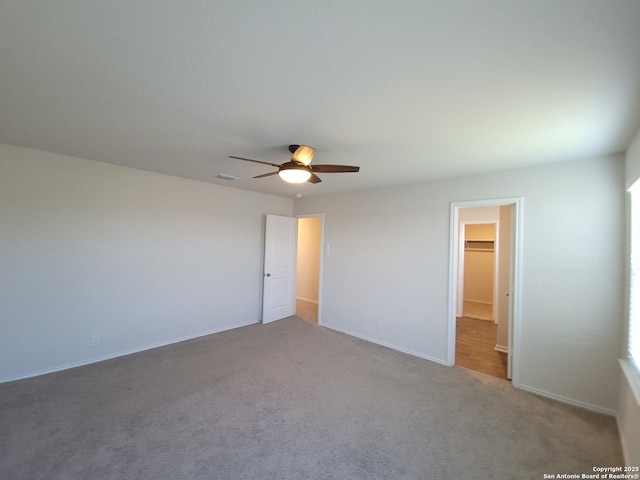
{"left": 0, "top": 317, "right": 622, "bottom": 479}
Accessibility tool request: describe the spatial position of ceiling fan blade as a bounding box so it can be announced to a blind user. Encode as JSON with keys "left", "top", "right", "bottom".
{"left": 228, "top": 156, "right": 280, "bottom": 168}
{"left": 310, "top": 164, "right": 360, "bottom": 173}
{"left": 307, "top": 173, "right": 322, "bottom": 184}
{"left": 253, "top": 171, "right": 279, "bottom": 179}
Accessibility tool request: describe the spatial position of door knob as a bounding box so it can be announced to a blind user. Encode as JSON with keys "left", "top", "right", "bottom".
{"left": 265, "top": 273, "right": 271, "bottom": 277}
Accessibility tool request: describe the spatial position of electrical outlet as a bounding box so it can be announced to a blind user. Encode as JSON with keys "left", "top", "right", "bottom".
{"left": 350, "top": 315, "right": 356, "bottom": 325}
{"left": 376, "top": 322, "right": 383, "bottom": 332}
{"left": 91, "top": 334, "right": 101, "bottom": 347}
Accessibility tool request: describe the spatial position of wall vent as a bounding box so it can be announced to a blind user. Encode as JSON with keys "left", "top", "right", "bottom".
{"left": 214, "top": 173, "right": 239, "bottom": 181}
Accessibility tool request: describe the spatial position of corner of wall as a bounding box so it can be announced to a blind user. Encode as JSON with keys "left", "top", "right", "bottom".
{"left": 617, "top": 360, "right": 640, "bottom": 466}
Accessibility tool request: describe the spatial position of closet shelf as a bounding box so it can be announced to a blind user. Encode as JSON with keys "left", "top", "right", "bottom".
{"left": 464, "top": 239, "right": 494, "bottom": 252}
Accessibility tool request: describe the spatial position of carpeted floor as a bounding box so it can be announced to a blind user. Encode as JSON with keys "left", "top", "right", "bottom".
{"left": 0, "top": 317, "right": 623, "bottom": 479}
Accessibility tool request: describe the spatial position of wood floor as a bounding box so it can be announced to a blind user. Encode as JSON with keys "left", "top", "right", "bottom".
{"left": 456, "top": 316, "right": 508, "bottom": 380}
{"left": 296, "top": 298, "right": 318, "bottom": 325}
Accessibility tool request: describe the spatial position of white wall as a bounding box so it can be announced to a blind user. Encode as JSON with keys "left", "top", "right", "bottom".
{"left": 626, "top": 127, "right": 640, "bottom": 189}
{"left": 294, "top": 155, "right": 624, "bottom": 413}
{"left": 459, "top": 207, "right": 500, "bottom": 224}
{"left": 620, "top": 127, "right": 640, "bottom": 465}
{"left": 0, "top": 144, "right": 293, "bottom": 382}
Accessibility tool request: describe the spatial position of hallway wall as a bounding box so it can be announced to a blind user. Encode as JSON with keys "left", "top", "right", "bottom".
{"left": 296, "top": 217, "right": 322, "bottom": 303}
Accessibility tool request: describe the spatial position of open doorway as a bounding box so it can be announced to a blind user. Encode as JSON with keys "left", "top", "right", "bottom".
{"left": 296, "top": 214, "right": 324, "bottom": 325}
{"left": 448, "top": 198, "right": 523, "bottom": 386}
{"left": 457, "top": 213, "right": 505, "bottom": 379}
{"left": 459, "top": 221, "right": 497, "bottom": 321}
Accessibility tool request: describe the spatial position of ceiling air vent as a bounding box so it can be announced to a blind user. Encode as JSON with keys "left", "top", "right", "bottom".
{"left": 214, "top": 173, "right": 239, "bottom": 181}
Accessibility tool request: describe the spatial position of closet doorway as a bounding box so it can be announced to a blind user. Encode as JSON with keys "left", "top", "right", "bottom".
{"left": 448, "top": 198, "right": 523, "bottom": 385}
{"left": 460, "top": 222, "right": 496, "bottom": 322}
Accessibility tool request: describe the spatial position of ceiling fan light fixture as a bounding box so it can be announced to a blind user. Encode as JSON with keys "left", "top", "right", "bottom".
{"left": 229, "top": 145, "right": 359, "bottom": 185}
{"left": 279, "top": 167, "right": 311, "bottom": 183}
{"left": 291, "top": 145, "right": 315, "bottom": 166}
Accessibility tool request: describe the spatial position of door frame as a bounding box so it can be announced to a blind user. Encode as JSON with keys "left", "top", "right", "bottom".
{"left": 447, "top": 197, "right": 524, "bottom": 387}
{"left": 296, "top": 213, "right": 325, "bottom": 326}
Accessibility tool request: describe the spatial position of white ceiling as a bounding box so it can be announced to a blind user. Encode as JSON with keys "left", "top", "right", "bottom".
{"left": 1, "top": 1, "right": 640, "bottom": 198}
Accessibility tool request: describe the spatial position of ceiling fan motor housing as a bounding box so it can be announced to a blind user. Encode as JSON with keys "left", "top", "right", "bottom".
{"left": 280, "top": 161, "right": 310, "bottom": 172}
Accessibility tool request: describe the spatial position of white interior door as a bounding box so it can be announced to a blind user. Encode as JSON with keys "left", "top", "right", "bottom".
{"left": 262, "top": 214, "right": 297, "bottom": 324}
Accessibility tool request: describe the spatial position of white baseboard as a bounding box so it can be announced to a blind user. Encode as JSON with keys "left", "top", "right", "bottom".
{"left": 463, "top": 299, "right": 492, "bottom": 305}
{"left": 494, "top": 344, "right": 509, "bottom": 353}
{"left": 518, "top": 384, "right": 615, "bottom": 416}
{"left": 322, "top": 323, "right": 448, "bottom": 367}
{"left": 296, "top": 296, "right": 318, "bottom": 304}
{"left": 0, "top": 320, "right": 259, "bottom": 384}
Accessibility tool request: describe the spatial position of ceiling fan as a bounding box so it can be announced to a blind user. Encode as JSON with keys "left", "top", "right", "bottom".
{"left": 228, "top": 145, "right": 360, "bottom": 184}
